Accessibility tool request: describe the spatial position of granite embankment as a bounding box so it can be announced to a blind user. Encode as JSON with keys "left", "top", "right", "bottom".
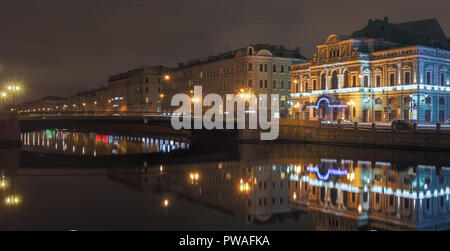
{"left": 0, "top": 113, "right": 20, "bottom": 147}
{"left": 240, "top": 119, "right": 450, "bottom": 151}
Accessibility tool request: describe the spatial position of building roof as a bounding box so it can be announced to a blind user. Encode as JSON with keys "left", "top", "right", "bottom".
{"left": 351, "top": 17, "right": 450, "bottom": 50}
{"left": 41, "top": 96, "right": 67, "bottom": 101}
{"left": 174, "top": 44, "right": 307, "bottom": 70}
{"left": 396, "top": 18, "right": 448, "bottom": 42}
{"left": 108, "top": 65, "right": 171, "bottom": 82}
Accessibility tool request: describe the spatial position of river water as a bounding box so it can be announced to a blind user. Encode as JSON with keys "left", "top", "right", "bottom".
{"left": 0, "top": 129, "right": 449, "bottom": 230}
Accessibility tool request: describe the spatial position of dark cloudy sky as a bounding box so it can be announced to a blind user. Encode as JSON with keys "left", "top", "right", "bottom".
{"left": 1, "top": 0, "right": 449, "bottom": 102}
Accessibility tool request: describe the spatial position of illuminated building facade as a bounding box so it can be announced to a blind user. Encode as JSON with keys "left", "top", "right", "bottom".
{"left": 290, "top": 18, "right": 450, "bottom": 123}
{"left": 162, "top": 44, "right": 306, "bottom": 118}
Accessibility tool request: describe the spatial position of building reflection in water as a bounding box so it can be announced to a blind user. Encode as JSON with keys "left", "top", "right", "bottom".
{"left": 21, "top": 130, "right": 190, "bottom": 156}
{"left": 109, "top": 143, "right": 450, "bottom": 230}
{"left": 290, "top": 159, "right": 450, "bottom": 231}
{"left": 0, "top": 148, "right": 21, "bottom": 210}
{"left": 109, "top": 159, "right": 295, "bottom": 225}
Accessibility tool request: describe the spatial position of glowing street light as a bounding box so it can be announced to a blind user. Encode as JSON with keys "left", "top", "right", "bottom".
{"left": 191, "top": 97, "right": 201, "bottom": 104}
{"left": 163, "top": 199, "right": 169, "bottom": 208}
{"left": 5, "top": 195, "right": 20, "bottom": 206}
{"left": 0, "top": 92, "right": 7, "bottom": 113}
{"left": 164, "top": 75, "right": 171, "bottom": 81}
{"left": 239, "top": 178, "right": 251, "bottom": 194}
{"left": 189, "top": 172, "right": 200, "bottom": 185}
{"left": 5, "top": 83, "right": 22, "bottom": 111}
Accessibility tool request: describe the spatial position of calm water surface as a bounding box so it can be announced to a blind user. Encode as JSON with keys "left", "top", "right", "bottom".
{"left": 0, "top": 130, "right": 449, "bottom": 230}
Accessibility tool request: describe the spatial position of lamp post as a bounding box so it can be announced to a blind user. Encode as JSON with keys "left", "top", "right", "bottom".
{"left": 160, "top": 74, "right": 170, "bottom": 114}
{"left": 7, "top": 84, "right": 21, "bottom": 112}
{"left": 0, "top": 91, "right": 6, "bottom": 113}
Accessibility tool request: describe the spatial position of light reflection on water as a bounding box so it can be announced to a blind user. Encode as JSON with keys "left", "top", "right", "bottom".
{"left": 20, "top": 130, "right": 190, "bottom": 155}
{"left": 110, "top": 144, "right": 450, "bottom": 231}
{"left": 1, "top": 143, "right": 450, "bottom": 230}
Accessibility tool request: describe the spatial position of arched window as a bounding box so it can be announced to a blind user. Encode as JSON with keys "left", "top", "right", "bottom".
{"left": 439, "top": 97, "right": 446, "bottom": 105}
{"left": 343, "top": 71, "right": 349, "bottom": 88}
{"left": 321, "top": 74, "right": 327, "bottom": 90}
{"left": 425, "top": 96, "right": 432, "bottom": 104}
{"left": 375, "top": 98, "right": 383, "bottom": 104}
{"left": 331, "top": 71, "right": 338, "bottom": 89}
{"left": 389, "top": 98, "right": 396, "bottom": 105}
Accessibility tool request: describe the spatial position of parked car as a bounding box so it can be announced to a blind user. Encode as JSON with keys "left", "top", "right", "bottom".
{"left": 392, "top": 120, "right": 412, "bottom": 131}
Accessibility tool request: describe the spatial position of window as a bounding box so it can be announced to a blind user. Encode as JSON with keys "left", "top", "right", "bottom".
{"left": 273, "top": 80, "right": 277, "bottom": 89}
{"left": 331, "top": 71, "right": 338, "bottom": 89}
{"left": 260, "top": 80, "right": 263, "bottom": 88}
{"left": 344, "top": 72, "right": 349, "bottom": 88}
{"left": 364, "top": 76, "right": 369, "bottom": 87}
{"left": 425, "top": 110, "right": 432, "bottom": 122}
{"left": 264, "top": 80, "right": 268, "bottom": 88}
{"left": 440, "top": 97, "right": 446, "bottom": 105}
{"left": 260, "top": 64, "right": 263, "bottom": 72}
{"left": 273, "top": 64, "right": 277, "bottom": 72}
{"left": 375, "top": 98, "right": 382, "bottom": 104}
{"left": 145, "top": 78, "right": 149, "bottom": 84}
{"left": 264, "top": 64, "right": 268, "bottom": 72}
{"left": 281, "top": 65, "right": 285, "bottom": 73}
{"left": 313, "top": 80, "right": 317, "bottom": 90}
{"left": 321, "top": 74, "right": 327, "bottom": 90}
{"left": 390, "top": 73, "right": 395, "bottom": 86}
{"left": 248, "top": 63, "right": 253, "bottom": 72}
{"left": 248, "top": 80, "right": 253, "bottom": 88}
{"left": 375, "top": 111, "right": 383, "bottom": 121}
{"left": 352, "top": 76, "right": 357, "bottom": 87}
{"left": 427, "top": 72, "right": 431, "bottom": 85}
{"left": 425, "top": 96, "right": 432, "bottom": 104}
{"left": 376, "top": 75, "right": 381, "bottom": 87}
{"left": 305, "top": 82, "right": 309, "bottom": 92}
{"left": 281, "top": 81, "right": 285, "bottom": 89}
{"left": 145, "top": 87, "right": 149, "bottom": 93}
{"left": 441, "top": 73, "right": 446, "bottom": 86}
{"left": 389, "top": 195, "right": 394, "bottom": 206}
{"left": 405, "top": 72, "right": 410, "bottom": 85}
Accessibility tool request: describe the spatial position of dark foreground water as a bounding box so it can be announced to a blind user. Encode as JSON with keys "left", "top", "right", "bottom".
{"left": 0, "top": 130, "right": 449, "bottom": 231}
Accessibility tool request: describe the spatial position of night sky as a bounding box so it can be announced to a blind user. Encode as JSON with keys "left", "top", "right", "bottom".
{"left": 1, "top": 0, "right": 449, "bottom": 102}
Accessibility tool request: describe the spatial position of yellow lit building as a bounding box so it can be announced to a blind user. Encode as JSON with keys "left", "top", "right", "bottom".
{"left": 162, "top": 44, "right": 306, "bottom": 118}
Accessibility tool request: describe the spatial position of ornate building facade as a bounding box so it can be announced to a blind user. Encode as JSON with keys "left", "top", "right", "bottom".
{"left": 290, "top": 18, "right": 450, "bottom": 123}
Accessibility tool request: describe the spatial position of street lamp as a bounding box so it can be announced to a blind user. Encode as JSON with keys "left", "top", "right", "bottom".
{"left": 0, "top": 92, "right": 6, "bottom": 113}
{"left": 6, "top": 83, "right": 21, "bottom": 112}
